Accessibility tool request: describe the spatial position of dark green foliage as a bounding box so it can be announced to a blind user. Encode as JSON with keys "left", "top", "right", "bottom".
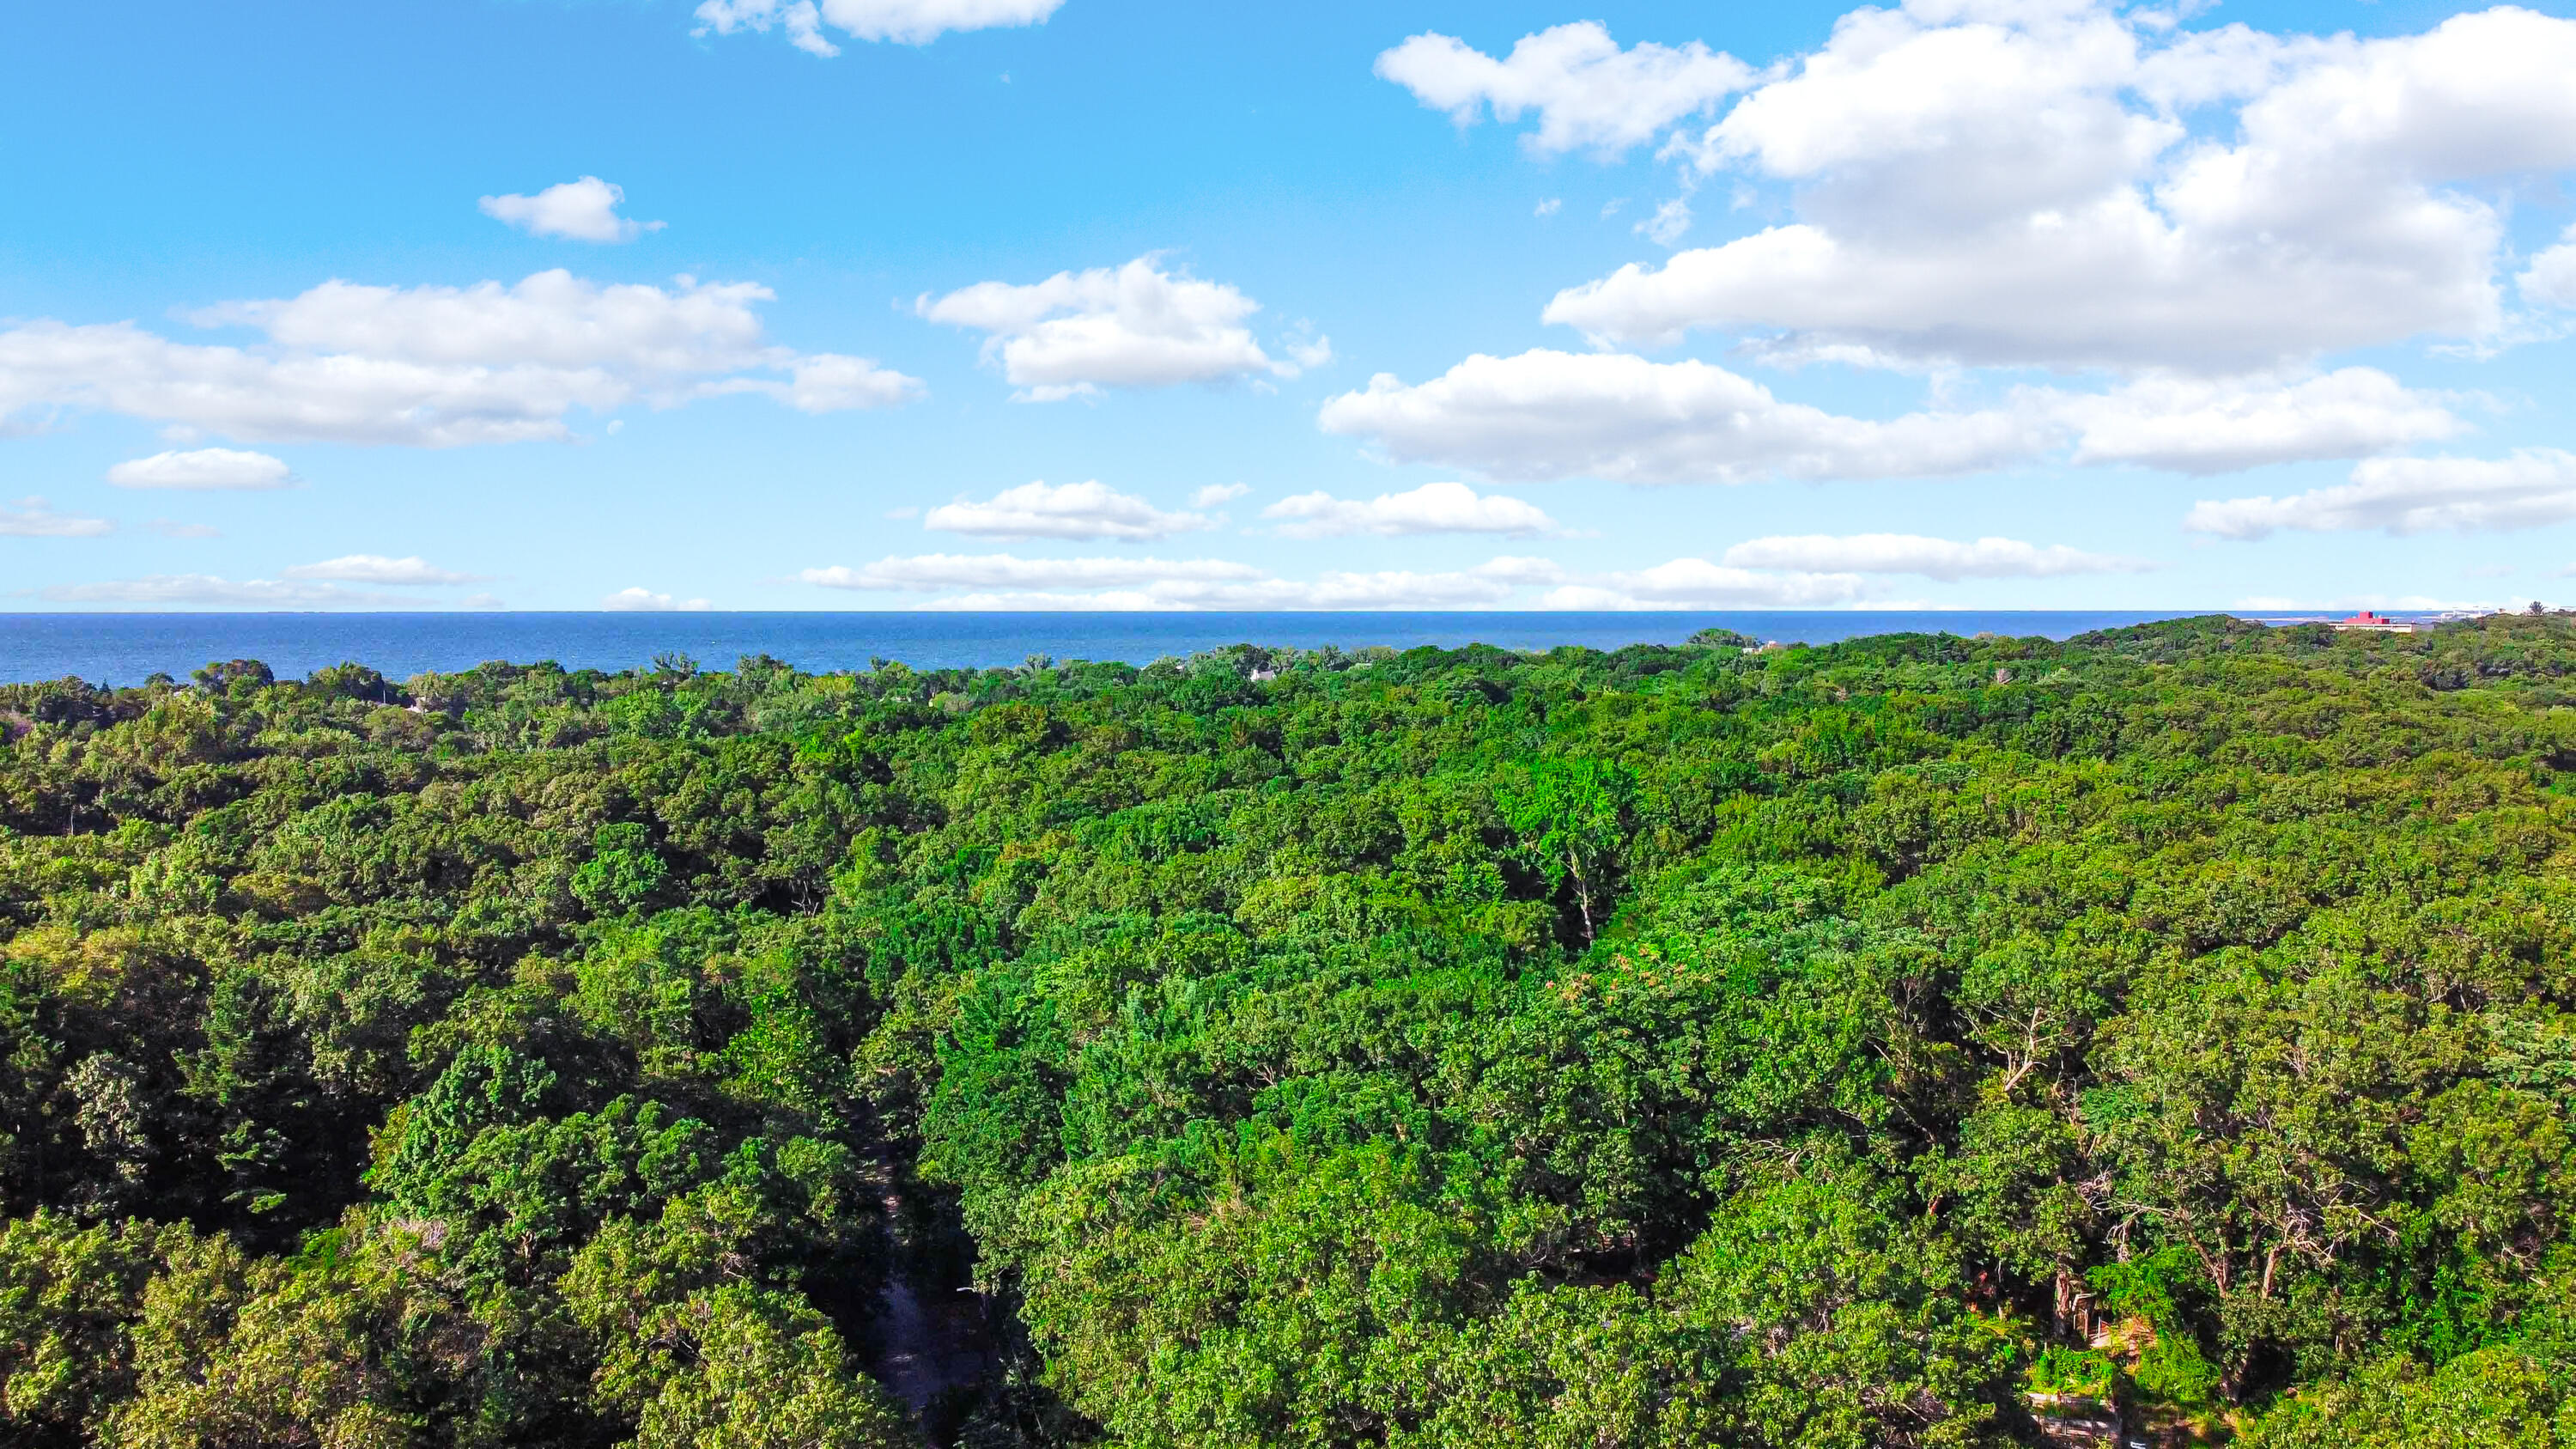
{"left": 4, "top": 614, "right": 2576, "bottom": 1445}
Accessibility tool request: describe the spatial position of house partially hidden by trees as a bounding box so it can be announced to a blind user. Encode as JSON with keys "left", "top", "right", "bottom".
{"left": 2327, "top": 609, "right": 2419, "bottom": 633}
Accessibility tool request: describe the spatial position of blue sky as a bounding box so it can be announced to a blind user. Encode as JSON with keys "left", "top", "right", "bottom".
{"left": 5, "top": 0, "right": 2574, "bottom": 612}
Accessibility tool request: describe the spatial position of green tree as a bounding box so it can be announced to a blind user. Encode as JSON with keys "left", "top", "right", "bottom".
{"left": 1502, "top": 758, "right": 1639, "bottom": 943}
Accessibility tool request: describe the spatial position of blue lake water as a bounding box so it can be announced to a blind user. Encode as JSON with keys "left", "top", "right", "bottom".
{"left": 0, "top": 610, "right": 2237, "bottom": 684}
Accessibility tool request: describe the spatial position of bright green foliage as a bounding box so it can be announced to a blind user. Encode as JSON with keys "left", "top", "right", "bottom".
{"left": 625, "top": 1285, "right": 913, "bottom": 1449}
{"left": 2245, "top": 1346, "right": 2576, "bottom": 1447}
{"left": 0, "top": 1213, "right": 195, "bottom": 1446}
{"left": 2088, "top": 1248, "right": 2221, "bottom": 1407}
{"left": 106, "top": 1217, "right": 465, "bottom": 1449}
{"left": 572, "top": 823, "right": 668, "bottom": 918}
{"left": 1501, "top": 758, "right": 1638, "bottom": 943}
{"left": 2026, "top": 1345, "right": 2119, "bottom": 1399}
{"left": 5, "top": 618, "right": 2576, "bottom": 1445}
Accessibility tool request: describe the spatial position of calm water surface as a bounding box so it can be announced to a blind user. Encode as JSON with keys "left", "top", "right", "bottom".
{"left": 0, "top": 611, "right": 2235, "bottom": 684}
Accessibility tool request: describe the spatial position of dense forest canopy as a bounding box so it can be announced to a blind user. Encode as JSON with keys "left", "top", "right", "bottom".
{"left": 5, "top": 614, "right": 2576, "bottom": 1447}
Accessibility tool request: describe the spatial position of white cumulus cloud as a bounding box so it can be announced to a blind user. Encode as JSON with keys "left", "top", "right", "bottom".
{"left": 1188, "top": 559, "right": 1565, "bottom": 610}
{"left": 899, "top": 557, "right": 1568, "bottom": 612}
{"left": 2523, "top": 223, "right": 2576, "bottom": 309}
{"left": 2185, "top": 449, "right": 2576, "bottom": 539}
{"left": 0, "top": 496, "right": 113, "bottom": 539}
{"left": 2050, "top": 366, "right": 2473, "bottom": 474}
{"left": 1188, "top": 483, "right": 1251, "bottom": 508}
{"left": 919, "top": 258, "right": 1313, "bottom": 401}
{"left": 280, "top": 555, "right": 487, "bottom": 585}
{"left": 0, "top": 271, "right": 920, "bottom": 447}
{"left": 195, "top": 271, "right": 762, "bottom": 372}
{"left": 901, "top": 590, "right": 1188, "bottom": 612}
{"left": 38, "top": 574, "right": 402, "bottom": 606}
{"left": 106, "top": 447, "right": 295, "bottom": 490}
{"left": 702, "top": 352, "right": 927, "bottom": 413}
{"left": 1538, "top": 3, "right": 2576, "bottom": 373}
{"left": 603, "top": 587, "right": 713, "bottom": 612}
{"left": 478, "top": 177, "right": 664, "bottom": 243}
{"left": 1540, "top": 558, "right": 1866, "bottom": 610}
{"left": 1376, "top": 22, "right": 1751, "bottom": 156}
{"left": 1321, "top": 350, "right": 2464, "bottom": 484}
{"left": 798, "top": 553, "right": 1577, "bottom": 610}
{"left": 694, "top": 0, "right": 1062, "bottom": 52}
{"left": 920, "top": 480, "right": 1213, "bottom": 541}
{"left": 793, "top": 547, "right": 1991, "bottom": 612}
{"left": 801, "top": 554, "right": 1262, "bottom": 592}
{"left": 1317, "top": 349, "right": 2041, "bottom": 484}
{"left": 1635, "top": 198, "right": 1693, "bottom": 248}
{"left": 1261, "top": 480, "right": 1562, "bottom": 539}
{"left": 2050, "top": 368, "right": 2467, "bottom": 474}
{"left": 1721, "top": 533, "right": 2153, "bottom": 580}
